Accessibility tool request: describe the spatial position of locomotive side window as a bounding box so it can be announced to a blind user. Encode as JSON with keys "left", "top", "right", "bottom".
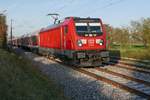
{"left": 32, "top": 36, "right": 37, "bottom": 43}
{"left": 64, "top": 25, "right": 68, "bottom": 34}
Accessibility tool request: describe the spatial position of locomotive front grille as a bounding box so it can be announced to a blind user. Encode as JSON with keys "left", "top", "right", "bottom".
{"left": 77, "top": 52, "right": 86, "bottom": 59}
{"left": 76, "top": 50, "right": 109, "bottom": 59}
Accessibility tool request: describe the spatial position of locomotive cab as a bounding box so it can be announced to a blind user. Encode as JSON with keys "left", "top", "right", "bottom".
{"left": 63, "top": 17, "right": 109, "bottom": 66}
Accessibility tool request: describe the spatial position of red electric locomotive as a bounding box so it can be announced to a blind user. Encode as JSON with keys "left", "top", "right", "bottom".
{"left": 10, "top": 17, "right": 109, "bottom": 67}
{"left": 38, "top": 17, "right": 109, "bottom": 66}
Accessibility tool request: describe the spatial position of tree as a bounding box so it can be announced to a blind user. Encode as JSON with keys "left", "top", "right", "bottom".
{"left": 105, "top": 24, "right": 130, "bottom": 48}
{"left": 130, "top": 18, "right": 150, "bottom": 48}
{"left": 111, "top": 27, "right": 130, "bottom": 47}
{"left": 0, "top": 15, "right": 7, "bottom": 48}
{"left": 105, "top": 24, "right": 113, "bottom": 48}
{"left": 142, "top": 18, "right": 150, "bottom": 47}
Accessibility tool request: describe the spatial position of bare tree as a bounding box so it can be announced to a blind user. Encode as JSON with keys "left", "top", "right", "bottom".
{"left": 105, "top": 24, "right": 130, "bottom": 48}
{"left": 130, "top": 18, "right": 150, "bottom": 48}
{"left": 105, "top": 24, "right": 113, "bottom": 49}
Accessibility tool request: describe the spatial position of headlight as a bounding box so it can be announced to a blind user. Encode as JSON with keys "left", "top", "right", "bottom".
{"left": 99, "top": 39, "right": 103, "bottom": 45}
{"left": 96, "top": 39, "right": 104, "bottom": 45}
{"left": 77, "top": 39, "right": 83, "bottom": 47}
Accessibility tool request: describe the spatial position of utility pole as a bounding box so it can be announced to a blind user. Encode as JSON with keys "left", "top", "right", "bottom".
{"left": 10, "top": 19, "right": 13, "bottom": 48}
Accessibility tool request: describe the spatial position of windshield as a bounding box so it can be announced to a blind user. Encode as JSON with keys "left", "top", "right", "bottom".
{"left": 76, "top": 26, "right": 88, "bottom": 33}
{"left": 75, "top": 23, "right": 103, "bottom": 36}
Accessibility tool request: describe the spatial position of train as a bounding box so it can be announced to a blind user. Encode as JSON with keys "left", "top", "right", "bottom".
{"left": 10, "top": 17, "right": 109, "bottom": 67}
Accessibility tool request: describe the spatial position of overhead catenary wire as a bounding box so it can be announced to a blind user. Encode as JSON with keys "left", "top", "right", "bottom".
{"left": 55, "top": 0, "right": 74, "bottom": 12}
{"left": 62, "top": 0, "right": 127, "bottom": 16}
{"left": 88, "top": 0, "right": 127, "bottom": 15}
{"left": 48, "top": 0, "right": 74, "bottom": 22}
{"left": 100, "top": 0, "right": 126, "bottom": 9}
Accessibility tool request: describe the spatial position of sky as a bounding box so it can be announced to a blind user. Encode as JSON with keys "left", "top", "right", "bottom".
{"left": 0, "top": 0, "right": 150, "bottom": 36}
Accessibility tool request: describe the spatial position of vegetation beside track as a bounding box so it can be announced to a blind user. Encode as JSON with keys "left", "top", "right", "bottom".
{"left": 109, "top": 45, "right": 150, "bottom": 60}
{"left": 109, "top": 45, "right": 150, "bottom": 69}
{"left": 106, "top": 17, "right": 150, "bottom": 62}
{"left": 0, "top": 49, "right": 67, "bottom": 100}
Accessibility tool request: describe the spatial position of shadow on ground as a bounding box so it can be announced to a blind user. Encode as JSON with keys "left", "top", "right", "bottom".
{"left": 109, "top": 50, "right": 121, "bottom": 64}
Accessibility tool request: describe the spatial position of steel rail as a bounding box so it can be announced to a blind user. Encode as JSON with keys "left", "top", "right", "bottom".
{"left": 73, "top": 68, "right": 150, "bottom": 99}
{"left": 109, "top": 61, "right": 150, "bottom": 75}
{"left": 95, "top": 67, "right": 150, "bottom": 87}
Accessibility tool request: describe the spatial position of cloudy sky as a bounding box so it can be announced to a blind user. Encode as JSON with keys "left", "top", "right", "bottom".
{"left": 0, "top": 0, "right": 150, "bottom": 36}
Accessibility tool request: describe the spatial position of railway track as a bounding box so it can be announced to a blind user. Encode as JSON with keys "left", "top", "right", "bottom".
{"left": 110, "top": 56, "right": 150, "bottom": 65}
{"left": 79, "top": 68, "right": 150, "bottom": 98}
{"left": 15, "top": 48, "right": 150, "bottom": 99}
{"left": 108, "top": 58, "right": 150, "bottom": 75}
{"left": 95, "top": 67, "right": 150, "bottom": 87}
{"left": 108, "top": 61, "right": 150, "bottom": 75}
{"left": 52, "top": 59, "right": 150, "bottom": 99}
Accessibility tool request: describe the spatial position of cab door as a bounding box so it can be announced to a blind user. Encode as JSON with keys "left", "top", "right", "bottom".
{"left": 63, "top": 25, "right": 68, "bottom": 50}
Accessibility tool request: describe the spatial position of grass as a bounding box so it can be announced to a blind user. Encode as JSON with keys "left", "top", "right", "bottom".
{"left": 109, "top": 45, "right": 150, "bottom": 69}
{"left": 0, "top": 49, "right": 67, "bottom": 100}
{"left": 109, "top": 45, "right": 150, "bottom": 60}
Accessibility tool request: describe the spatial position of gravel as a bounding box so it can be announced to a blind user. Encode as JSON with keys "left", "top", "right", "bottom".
{"left": 15, "top": 48, "right": 148, "bottom": 100}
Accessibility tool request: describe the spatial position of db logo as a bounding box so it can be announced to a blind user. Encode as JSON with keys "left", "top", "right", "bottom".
{"left": 88, "top": 39, "right": 94, "bottom": 46}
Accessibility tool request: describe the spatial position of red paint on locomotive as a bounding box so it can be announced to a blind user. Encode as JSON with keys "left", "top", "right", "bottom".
{"left": 39, "top": 17, "right": 107, "bottom": 50}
